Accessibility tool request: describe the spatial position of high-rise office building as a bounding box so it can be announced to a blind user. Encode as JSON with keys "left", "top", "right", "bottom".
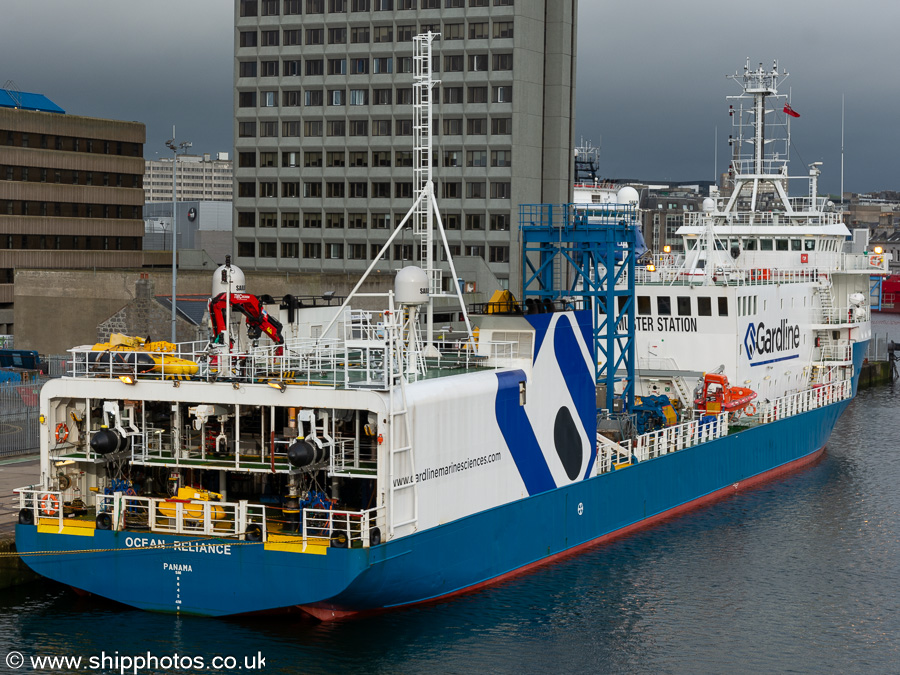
{"left": 234, "top": 0, "right": 576, "bottom": 293}
{"left": 144, "top": 153, "right": 234, "bottom": 203}
{"left": 0, "top": 90, "right": 144, "bottom": 335}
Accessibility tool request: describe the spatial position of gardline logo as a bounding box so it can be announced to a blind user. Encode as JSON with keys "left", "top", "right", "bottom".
{"left": 744, "top": 318, "right": 800, "bottom": 360}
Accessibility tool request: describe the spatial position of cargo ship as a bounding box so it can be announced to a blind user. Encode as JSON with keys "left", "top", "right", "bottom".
{"left": 14, "top": 57, "right": 886, "bottom": 619}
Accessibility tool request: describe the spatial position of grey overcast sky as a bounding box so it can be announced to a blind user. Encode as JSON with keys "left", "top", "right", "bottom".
{"left": 2, "top": 0, "right": 896, "bottom": 194}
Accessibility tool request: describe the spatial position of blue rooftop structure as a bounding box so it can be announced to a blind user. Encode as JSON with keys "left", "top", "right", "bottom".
{"left": 0, "top": 90, "right": 65, "bottom": 114}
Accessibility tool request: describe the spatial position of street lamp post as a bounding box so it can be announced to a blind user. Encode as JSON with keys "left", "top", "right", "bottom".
{"left": 165, "top": 128, "right": 191, "bottom": 343}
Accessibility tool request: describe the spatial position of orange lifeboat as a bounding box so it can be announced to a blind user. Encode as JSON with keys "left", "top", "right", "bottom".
{"left": 695, "top": 372, "right": 757, "bottom": 418}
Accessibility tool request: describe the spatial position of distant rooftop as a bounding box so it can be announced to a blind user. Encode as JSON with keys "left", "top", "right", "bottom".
{"left": 0, "top": 89, "right": 65, "bottom": 114}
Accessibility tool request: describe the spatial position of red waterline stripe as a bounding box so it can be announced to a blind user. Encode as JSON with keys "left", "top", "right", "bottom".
{"left": 300, "top": 445, "right": 826, "bottom": 622}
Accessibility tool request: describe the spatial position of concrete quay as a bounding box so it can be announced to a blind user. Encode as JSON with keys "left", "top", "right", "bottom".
{"left": 0, "top": 455, "right": 40, "bottom": 589}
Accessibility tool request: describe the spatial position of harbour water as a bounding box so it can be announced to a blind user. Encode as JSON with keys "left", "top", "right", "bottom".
{"left": 3, "top": 366, "right": 899, "bottom": 673}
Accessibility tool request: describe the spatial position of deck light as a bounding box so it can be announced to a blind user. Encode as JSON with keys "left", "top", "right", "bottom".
{"left": 647, "top": 264, "right": 656, "bottom": 272}
{"left": 874, "top": 246, "right": 884, "bottom": 254}
{"left": 663, "top": 245, "right": 671, "bottom": 253}
{"left": 119, "top": 375, "right": 136, "bottom": 385}
{"left": 268, "top": 381, "right": 287, "bottom": 393}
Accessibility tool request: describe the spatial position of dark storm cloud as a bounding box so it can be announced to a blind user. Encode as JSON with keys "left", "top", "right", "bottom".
{"left": 575, "top": 0, "right": 900, "bottom": 194}
{"left": 2, "top": 1, "right": 895, "bottom": 194}
{"left": 1, "top": 1, "right": 232, "bottom": 160}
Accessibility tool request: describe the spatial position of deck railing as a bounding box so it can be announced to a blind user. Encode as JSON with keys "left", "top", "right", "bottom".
{"left": 302, "top": 505, "right": 383, "bottom": 549}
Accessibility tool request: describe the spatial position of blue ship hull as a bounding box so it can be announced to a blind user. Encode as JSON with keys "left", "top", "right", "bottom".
{"left": 15, "top": 345, "right": 865, "bottom": 618}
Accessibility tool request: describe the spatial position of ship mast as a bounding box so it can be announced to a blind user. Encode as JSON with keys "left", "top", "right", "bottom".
{"left": 723, "top": 59, "right": 793, "bottom": 215}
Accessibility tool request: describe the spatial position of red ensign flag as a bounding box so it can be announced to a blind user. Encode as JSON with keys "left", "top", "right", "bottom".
{"left": 783, "top": 103, "right": 800, "bottom": 118}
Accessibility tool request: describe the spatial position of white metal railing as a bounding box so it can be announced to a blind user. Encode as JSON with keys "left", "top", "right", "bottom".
{"left": 756, "top": 379, "right": 852, "bottom": 424}
{"left": 633, "top": 266, "right": 824, "bottom": 287}
{"left": 15, "top": 487, "right": 64, "bottom": 530}
{"left": 302, "top": 506, "right": 383, "bottom": 548}
{"left": 684, "top": 210, "right": 845, "bottom": 227}
{"left": 93, "top": 492, "right": 268, "bottom": 540}
{"left": 819, "top": 342, "right": 853, "bottom": 362}
{"left": 843, "top": 253, "right": 890, "bottom": 273}
{"left": 820, "top": 306, "right": 870, "bottom": 326}
{"left": 632, "top": 412, "right": 729, "bottom": 463}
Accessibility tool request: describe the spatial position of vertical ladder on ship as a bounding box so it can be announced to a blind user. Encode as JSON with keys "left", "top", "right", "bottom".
{"left": 811, "top": 277, "right": 837, "bottom": 386}
{"left": 385, "top": 308, "right": 418, "bottom": 537}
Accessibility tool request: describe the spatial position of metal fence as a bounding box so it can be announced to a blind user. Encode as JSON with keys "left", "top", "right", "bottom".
{"left": 867, "top": 333, "right": 898, "bottom": 362}
{"left": 0, "top": 376, "right": 48, "bottom": 458}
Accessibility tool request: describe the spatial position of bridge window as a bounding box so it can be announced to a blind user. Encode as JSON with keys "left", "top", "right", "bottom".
{"left": 657, "top": 296, "right": 671, "bottom": 316}
{"left": 744, "top": 238, "right": 757, "bottom": 251}
{"left": 698, "top": 297, "right": 712, "bottom": 316}
{"left": 776, "top": 239, "right": 789, "bottom": 251}
{"left": 760, "top": 239, "right": 773, "bottom": 251}
{"left": 791, "top": 239, "right": 802, "bottom": 251}
{"left": 718, "top": 297, "right": 728, "bottom": 316}
{"left": 804, "top": 239, "right": 815, "bottom": 251}
{"left": 677, "top": 297, "right": 691, "bottom": 316}
{"left": 637, "top": 296, "right": 651, "bottom": 315}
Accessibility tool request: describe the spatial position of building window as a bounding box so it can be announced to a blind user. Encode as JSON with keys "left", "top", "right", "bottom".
{"left": 238, "top": 182, "right": 256, "bottom": 198}
{"left": 306, "top": 28, "right": 324, "bottom": 45}
{"left": 238, "top": 212, "right": 256, "bottom": 228}
{"left": 282, "top": 181, "right": 300, "bottom": 198}
{"left": 466, "top": 150, "right": 487, "bottom": 167}
{"left": 374, "top": 0, "right": 393, "bottom": 9}
{"left": 326, "top": 243, "right": 344, "bottom": 259}
{"left": 394, "top": 151, "right": 412, "bottom": 167}
{"left": 492, "top": 85, "right": 512, "bottom": 103}
{"left": 261, "top": 0, "right": 279, "bottom": 14}
{"left": 260, "top": 151, "right": 277, "bottom": 167}
{"left": 489, "top": 246, "right": 509, "bottom": 263}
{"left": 491, "top": 118, "right": 512, "bottom": 135}
{"left": 490, "top": 213, "right": 510, "bottom": 231}
{"left": 372, "top": 182, "right": 391, "bottom": 198}
{"left": 329, "top": 89, "right": 346, "bottom": 106}
{"left": 466, "top": 181, "right": 485, "bottom": 199}
{"left": 261, "top": 60, "right": 279, "bottom": 77}
{"left": 372, "top": 151, "right": 391, "bottom": 167}
{"left": 306, "top": 59, "right": 324, "bottom": 76}
{"left": 372, "top": 120, "right": 391, "bottom": 136}
{"left": 326, "top": 212, "right": 345, "bottom": 228}
{"left": 239, "top": 31, "right": 258, "bottom": 47}
{"left": 442, "top": 182, "right": 461, "bottom": 199}
{"left": 396, "top": 88, "right": 413, "bottom": 105}
{"left": 240, "top": 0, "right": 258, "bottom": 16}
{"left": 284, "top": 29, "right": 301, "bottom": 46}
{"left": 282, "top": 242, "right": 299, "bottom": 258}
{"left": 373, "top": 88, "right": 392, "bottom": 105}
{"left": 260, "top": 121, "right": 277, "bottom": 137}
{"left": 465, "top": 245, "right": 485, "bottom": 258}
{"left": 282, "top": 212, "right": 300, "bottom": 228}
{"left": 467, "top": 118, "right": 487, "bottom": 135}
{"left": 260, "top": 181, "right": 277, "bottom": 197}
{"left": 284, "top": 0, "right": 301, "bottom": 12}
{"left": 259, "top": 212, "right": 278, "bottom": 228}
{"left": 396, "top": 182, "right": 413, "bottom": 199}
{"left": 443, "top": 150, "right": 461, "bottom": 167}
{"left": 304, "top": 182, "right": 322, "bottom": 198}
{"left": 349, "top": 151, "right": 368, "bottom": 167}
{"left": 350, "top": 58, "right": 369, "bottom": 74}
{"left": 397, "top": 57, "right": 413, "bottom": 74}
{"left": 349, "top": 243, "right": 367, "bottom": 259}
{"left": 260, "top": 91, "right": 277, "bottom": 107}
{"left": 306, "top": 0, "right": 325, "bottom": 12}
{"left": 327, "top": 120, "right": 346, "bottom": 137}
{"left": 396, "top": 119, "right": 413, "bottom": 135}
{"left": 239, "top": 61, "right": 257, "bottom": 78}
{"left": 282, "top": 121, "right": 301, "bottom": 137}
{"left": 492, "top": 53, "right": 513, "bottom": 71}
{"left": 326, "top": 182, "right": 345, "bottom": 198}
{"left": 397, "top": 24, "right": 415, "bottom": 41}
{"left": 373, "top": 57, "right": 393, "bottom": 74}
{"left": 261, "top": 30, "right": 279, "bottom": 46}
{"left": 304, "top": 120, "right": 323, "bottom": 137}
{"left": 468, "top": 22, "right": 488, "bottom": 39}
{"left": 349, "top": 182, "right": 368, "bottom": 198}
{"left": 305, "top": 90, "right": 323, "bottom": 106}
{"left": 329, "top": 0, "right": 348, "bottom": 10}
{"left": 371, "top": 213, "right": 391, "bottom": 229}
{"left": 445, "top": 55, "right": 464, "bottom": 72}
{"left": 351, "top": 26, "right": 369, "bottom": 42}
{"left": 444, "top": 23, "right": 463, "bottom": 39}
{"left": 304, "top": 243, "right": 322, "bottom": 258}
{"left": 443, "top": 86, "right": 463, "bottom": 103}
{"left": 394, "top": 244, "right": 413, "bottom": 261}
{"left": 467, "top": 86, "right": 488, "bottom": 104}
{"left": 493, "top": 21, "right": 513, "bottom": 38}
{"left": 349, "top": 88, "right": 368, "bottom": 106}
{"left": 490, "top": 182, "right": 511, "bottom": 199}
{"left": 304, "top": 213, "right": 323, "bottom": 228}
{"left": 238, "top": 241, "right": 256, "bottom": 257}
{"left": 303, "top": 151, "right": 322, "bottom": 167}
{"left": 443, "top": 118, "right": 462, "bottom": 135}
{"left": 373, "top": 26, "right": 393, "bottom": 43}
{"left": 349, "top": 120, "right": 368, "bottom": 136}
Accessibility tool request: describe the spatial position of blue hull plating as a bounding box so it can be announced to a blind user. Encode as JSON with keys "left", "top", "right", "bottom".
{"left": 15, "top": 344, "right": 865, "bottom": 617}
